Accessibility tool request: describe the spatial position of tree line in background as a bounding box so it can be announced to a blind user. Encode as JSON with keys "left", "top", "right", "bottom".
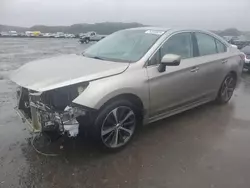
{"left": 0, "top": 22, "right": 249, "bottom": 37}
{"left": 0, "top": 22, "right": 145, "bottom": 35}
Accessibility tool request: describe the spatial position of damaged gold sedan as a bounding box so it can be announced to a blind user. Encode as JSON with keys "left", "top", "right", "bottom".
{"left": 10, "top": 27, "right": 243, "bottom": 151}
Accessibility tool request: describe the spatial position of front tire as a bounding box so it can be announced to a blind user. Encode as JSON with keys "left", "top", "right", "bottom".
{"left": 216, "top": 73, "right": 237, "bottom": 104}
{"left": 92, "top": 100, "right": 139, "bottom": 151}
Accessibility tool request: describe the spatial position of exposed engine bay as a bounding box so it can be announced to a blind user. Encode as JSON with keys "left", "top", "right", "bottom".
{"left": 16, "top": 84, "right": 88, "bottom": 137}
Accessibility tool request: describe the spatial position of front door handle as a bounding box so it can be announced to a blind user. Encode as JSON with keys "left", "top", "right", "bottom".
{"left": 190, "top": 67, "right": 199, "bottom": 72}
{"left": 222, "top": 59, "right": 228, "bottom": 64}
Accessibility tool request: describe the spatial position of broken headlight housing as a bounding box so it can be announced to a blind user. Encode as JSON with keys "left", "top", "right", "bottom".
{"left": 41, "top": 83, "right": 89, "bottom": 111}
{"left": 25, "top": 83, "right": 88, "bottom": 136}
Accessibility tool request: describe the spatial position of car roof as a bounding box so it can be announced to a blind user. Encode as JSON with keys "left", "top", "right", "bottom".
{"left": 125, "top": 27, "right": 170, "bottom": 32}
{"left": 125, "top": 27, "right": 216, "bottom": 34}
{"left": 125, "top": 27, "right": 229, "bottom": 46}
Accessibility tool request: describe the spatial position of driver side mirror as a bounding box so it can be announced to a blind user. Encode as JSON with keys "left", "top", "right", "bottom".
{"left": 158, "top": 54, "right": 181, "bottom": 72}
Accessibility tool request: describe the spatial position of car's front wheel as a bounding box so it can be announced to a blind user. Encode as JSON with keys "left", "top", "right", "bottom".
{"left": 93, "top": 100, "right": 139, "bottom": 151}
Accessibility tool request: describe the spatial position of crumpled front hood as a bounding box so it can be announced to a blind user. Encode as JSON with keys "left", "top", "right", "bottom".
{"left": 10, "top": 54, "right": 129, "bottom": 91}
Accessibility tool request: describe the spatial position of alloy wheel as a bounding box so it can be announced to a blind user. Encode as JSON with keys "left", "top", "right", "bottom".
{"left": 101, "top": 106, "right": 136, "bottom": 148}
{"left": 221, "top": 76, "right": 236, "bottom": 102}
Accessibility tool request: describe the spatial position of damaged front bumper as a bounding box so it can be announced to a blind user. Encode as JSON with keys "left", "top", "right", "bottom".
{"left": 15, "top": 88, "right": 86, "bottom": 137}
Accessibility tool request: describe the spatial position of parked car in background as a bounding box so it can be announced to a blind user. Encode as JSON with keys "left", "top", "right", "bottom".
{"left": 54, "top": 32, "right": 65, "bottom": 38}
{"left": 25, "top": 31, "right": 42, "bottom": 37}
{"left": 79, "top": 32, "right": 106, "bottom": 43}
{"left": 0, "top": 32, "right": 10, "bottom": 37}
{"left": 18, "top": 33, "right": 26, "bottom": 37}
{"left": 65, "top": 34, "right": 76, "bottom": 38}
{"left": 43, "top": 33, "right": 54, "bottom": 38}
{"left": 10, "top": 27, "right": 244, "bottom": 151}
{"left": 9, "top": 31, "right": 18, "bottom": 37}
{"left": 223, "top": 36, "right": 234, "bottom": 42}
{"left": 226, "top": 36, "right": 250, "bottom": 50}
{"left": 241, "top": 45, "right": 250, "bottom": 71}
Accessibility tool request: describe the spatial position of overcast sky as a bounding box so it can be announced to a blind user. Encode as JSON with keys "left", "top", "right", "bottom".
{"left": 1, "top": 0, "right": 250, "bottom": 30}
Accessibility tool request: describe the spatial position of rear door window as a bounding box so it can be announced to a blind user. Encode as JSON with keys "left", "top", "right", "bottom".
{"left": 195, "top": 33, "right": 217, "bottom": 56}
{"left": 215, "top": 39, "right": 227, "bottom": 53}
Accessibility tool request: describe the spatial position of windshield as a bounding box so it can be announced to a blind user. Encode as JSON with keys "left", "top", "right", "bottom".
{"left": 83, "top": 29, "right": 163, "bottom": 62}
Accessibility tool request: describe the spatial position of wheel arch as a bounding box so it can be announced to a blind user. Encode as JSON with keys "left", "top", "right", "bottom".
{"left": 228, "top": 70, "right": 239, "bottom": 87}
{"left": 99, "top": 93, "right": 144, "bottom": 112}
{"left": 229, "top": 70, "right": 237, "bottom": 80}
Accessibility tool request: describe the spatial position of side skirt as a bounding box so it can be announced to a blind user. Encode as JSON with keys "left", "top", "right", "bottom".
{"left": 147, "top": 97, "right": 214, "bottom": 124}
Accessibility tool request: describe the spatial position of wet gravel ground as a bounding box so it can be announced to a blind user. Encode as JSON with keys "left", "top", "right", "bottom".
{"left": 1, "top": 38, "right": 250, "bottom": 188}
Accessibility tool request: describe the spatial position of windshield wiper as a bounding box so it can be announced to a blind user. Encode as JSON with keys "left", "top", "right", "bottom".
{"left": 90, "top": 56, "right": 106, "bottom": 60}
{"left": 82, "top": 53, "right": 105, "bottom": 60}
{"left": 83, "top": 54, "right": 129, "bottom": 63}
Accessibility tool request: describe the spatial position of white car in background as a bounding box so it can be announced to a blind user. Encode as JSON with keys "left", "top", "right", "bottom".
{"left": 43, "top": 33, "right": 53, "bottom": 38}
{"left": 0, "top": 32, "right": 10, "bottom": 37}
{"left": 54, "top": 32, "right": 65, "bottom": 38}
{"left": 79, "top": 32, "right": 106, "bottom": 43}
{"left": 9, "top": 31, "right": 18, "bottom": 37}
{"left": 65, "top": 34, "right": 75, "bottom": 38}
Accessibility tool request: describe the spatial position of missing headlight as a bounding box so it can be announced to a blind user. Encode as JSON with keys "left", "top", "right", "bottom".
{"left": 41, "top": 83, "right": 88, "bottom": 111}
{"left": 15, "top": 85, "right": 88, "bottom": 138}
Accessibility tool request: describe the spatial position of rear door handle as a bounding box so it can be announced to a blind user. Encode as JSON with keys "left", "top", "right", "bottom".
{"left": 190, "top": 67, "right": 199, "bottom": 72}
{"left": 222, "top": 59, "right": 228, "bottom": 64}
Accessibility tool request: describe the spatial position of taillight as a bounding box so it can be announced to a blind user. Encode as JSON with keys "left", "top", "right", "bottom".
{"left": 240, "top": 53, "right": 246, "bottom": 61}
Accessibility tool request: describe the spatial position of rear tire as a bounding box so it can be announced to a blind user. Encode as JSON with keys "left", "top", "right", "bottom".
{"left": 92, "top": 99, "right": 140, "bottom": 151}
{"left": 85, "top": 38, "right": 90, "bottom": 44}
{"left": 215, "top": 73, "right": 237, "bottom": 104}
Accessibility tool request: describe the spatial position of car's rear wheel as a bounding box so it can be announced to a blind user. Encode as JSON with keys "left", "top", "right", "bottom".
{"left": 216, "top": 73, "right": 237, "bottom": 104}
{"left": 93, "top": 100, "right": 139, "bottom": 151}
{"left": 85, "top": 38, "right": 90, "bottom": 44}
